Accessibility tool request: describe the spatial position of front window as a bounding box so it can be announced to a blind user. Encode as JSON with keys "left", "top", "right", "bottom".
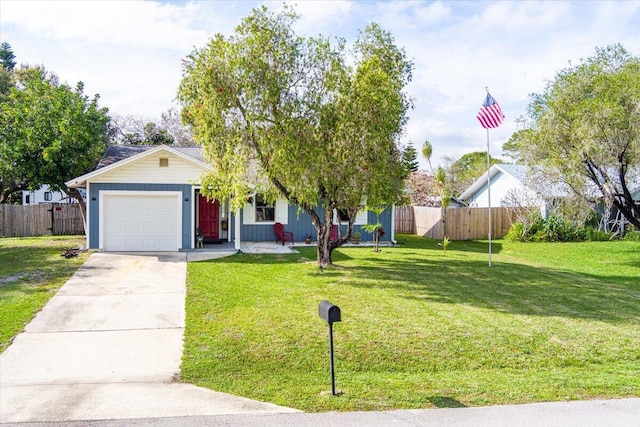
{"left": 337, "top": 209, "right": 349, "bottom": 222}
{"left": 44, "top": 192, "right": 52, "bottom": 201}
{"left": 255, "top": 194, "right": 275, "bottom": 222}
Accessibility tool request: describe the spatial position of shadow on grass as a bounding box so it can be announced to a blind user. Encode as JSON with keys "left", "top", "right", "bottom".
{"left": 394, "top": 236, "right": 503, "bottom": 255}
{"left": 428, "top": 396, "right": 467, "bottom": 408}
{"left": 191, "top": 237, "right": 639, "bottom": 324}
{"left": 345, "top": 255, "right": 639, "bottom": 324}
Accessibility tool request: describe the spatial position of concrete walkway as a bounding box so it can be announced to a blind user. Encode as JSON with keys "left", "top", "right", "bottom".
{"left": 0, "top": 252, "right": 298, "bottom": 423}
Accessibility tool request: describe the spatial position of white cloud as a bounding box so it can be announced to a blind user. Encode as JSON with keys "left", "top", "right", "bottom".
{"left": 1, "top": 0, "right": 638, "bottom": 167}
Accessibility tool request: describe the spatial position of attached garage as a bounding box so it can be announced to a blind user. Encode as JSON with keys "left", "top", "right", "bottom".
{"left": 100, "top": 191, "right": 182, "bottom": 252}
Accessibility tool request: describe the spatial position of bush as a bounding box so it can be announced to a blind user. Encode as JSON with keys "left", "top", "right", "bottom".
{"left": 586, "top": 228, "right": 615, "bottom": 241}
{"left": 624, "top": 231, "right": 640, "bottom": 241}
{"left": 506, "top": 215, "right": 615, "bottom": 242}
{"left": 505, "top": 222, "right": 525, "bottom": 242}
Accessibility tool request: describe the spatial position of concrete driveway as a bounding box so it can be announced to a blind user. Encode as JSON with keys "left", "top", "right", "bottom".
{"left": 0, "top": 252, "right": 298, "bottom": 423}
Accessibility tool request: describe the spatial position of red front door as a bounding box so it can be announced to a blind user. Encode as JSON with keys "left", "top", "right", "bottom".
{"left": 198, "top": 194, "right": 219, "bottom": 240}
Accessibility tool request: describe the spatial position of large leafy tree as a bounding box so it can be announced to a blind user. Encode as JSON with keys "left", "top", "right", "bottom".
{"left": 505, "top": 44, "right": 640, "bottom": 229}
{"left": 178, "top": 6, "right": 412, "bottom": 265}
{"left": 0, "top": 66, "right": 110, "bottom": 228}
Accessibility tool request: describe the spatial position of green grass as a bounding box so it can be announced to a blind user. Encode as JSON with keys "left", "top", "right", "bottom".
{"left": 183, "top": 235, "right": 640, "bottom": 411}
{"left": 0, "top": 236, "right": 90, "bottom": 352}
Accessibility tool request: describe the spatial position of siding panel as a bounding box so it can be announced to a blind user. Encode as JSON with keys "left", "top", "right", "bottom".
{"left": 96, "top": 153, "right": 205, "bottom": 184}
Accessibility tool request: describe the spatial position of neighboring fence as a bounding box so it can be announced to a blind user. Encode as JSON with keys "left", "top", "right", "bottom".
{"left": 0, "top": 203, "right": 84, "bottom": 237}
{"left": 394, "top": 206, "right": 517, "bottom": 240}
{"left": 394, "top": 206, "right": 415, "bottom": 234}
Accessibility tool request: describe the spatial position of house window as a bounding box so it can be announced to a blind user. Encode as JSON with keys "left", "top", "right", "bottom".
{"left": 337, "top": 209, "right": 350, "bottom": 222}
{"left": 333, "top": 208, "right": 368, "bottom": 225}
{"left": 159, "top": 158, "right": 169, "bottom": 167}
{"left": 255, "top": 194, "right": 275, "bottom": 222}
{"left": 44, "top": 192, "right": 52, "bottom": 201}
{"left": 25, "top": 195, "right": 31, "bottom": 204}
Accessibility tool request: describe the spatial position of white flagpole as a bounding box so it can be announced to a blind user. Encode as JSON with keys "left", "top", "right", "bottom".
{"left": 486, "top": 128, "right": 492, "bottom": 267}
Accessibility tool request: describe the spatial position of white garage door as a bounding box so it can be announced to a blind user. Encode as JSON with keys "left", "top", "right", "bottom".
{"left": 102, "top": 192, "right": 181, "bottom": 251}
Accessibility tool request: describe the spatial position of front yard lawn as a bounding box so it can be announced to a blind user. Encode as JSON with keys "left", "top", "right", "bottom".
{"left": 183, "top": 235, "right": 640, "bottom": 411}
{"left": 0, "top": 236, "right": 90, "bottom": 352}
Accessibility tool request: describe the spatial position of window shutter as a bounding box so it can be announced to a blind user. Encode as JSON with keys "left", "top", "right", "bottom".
{"left": 275, "top": 197, "right": 288, "bottom": 224}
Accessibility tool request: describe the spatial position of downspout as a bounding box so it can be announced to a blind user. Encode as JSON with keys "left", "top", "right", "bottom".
{"left": 391, "top": 204, "right": 397, "bottom": 244}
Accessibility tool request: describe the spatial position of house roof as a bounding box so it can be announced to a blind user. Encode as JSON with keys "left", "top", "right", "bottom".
{"left": 459, "top": 164, "right": 571, "bottom": 201}
{"left": 459, "top": 164, "right": 526, "bottom": 200}
{"left": 66, "top": 144, "right": 209, "bottom": 188}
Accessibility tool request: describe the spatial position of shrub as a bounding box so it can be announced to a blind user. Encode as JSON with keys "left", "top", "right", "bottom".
{"left": 506, "top": 215, "right": 615, "bottom": 242}
{"left": 624, "top": 231, "right": 640, "bottom": 241}
{"left": 586, "top": 228, "right": 615, "bottom": 241}
{"left": 505, "top": 222, "right": 525, "bottom": 242}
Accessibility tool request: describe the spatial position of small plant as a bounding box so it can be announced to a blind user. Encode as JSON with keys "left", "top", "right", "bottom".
{"left": 441, "top": 236, "right": 450, "bottom": 252}
{"left": 304, "top": 234, "right": 313, "bottom": 244}
{"left": 351, "top": 231, "right": 361, "bottom": 244}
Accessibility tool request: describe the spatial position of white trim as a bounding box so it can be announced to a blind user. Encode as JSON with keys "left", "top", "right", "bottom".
{"left": 85, "top": 182, "right": 91, "bottom": 249}
{"left": 191, "top": 186, "right": 197, "bottom": 249}
{"left": 234, "top": 209, "right": 241, "bottom": 250}
{"left": 99, "top": 190, "right": 182, "bottom": 251}
{"left": 333, "top": 208, "right": 368, "bottom": 225}
{"left": 66, "top": 145, "right": 210, "bottom": 188}
{"left": 243, "top": 194, "right": 288, "bottom": 225}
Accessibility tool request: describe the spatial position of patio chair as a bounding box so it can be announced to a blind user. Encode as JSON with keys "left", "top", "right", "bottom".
{"left": 274, "top": 222, "right": 294, "bottom": 245}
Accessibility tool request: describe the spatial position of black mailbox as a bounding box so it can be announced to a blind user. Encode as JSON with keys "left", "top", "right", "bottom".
{"left": 318, "top": 300, "right": 341, "bottom": 323}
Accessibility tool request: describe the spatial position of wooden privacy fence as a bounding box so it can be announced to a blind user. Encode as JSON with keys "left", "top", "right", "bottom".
{"left": 395, "top": 206, "right": 517, "bottom": 240}
{"left": 394, "top": 206, "right": 415, "bottom": 234}
{"left": 0, "top": 204, "right": 84, "bottom": 237}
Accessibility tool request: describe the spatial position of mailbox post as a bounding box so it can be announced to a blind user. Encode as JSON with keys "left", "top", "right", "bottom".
{"left": 318, "top": 300, "right": 341, "bottom": 395}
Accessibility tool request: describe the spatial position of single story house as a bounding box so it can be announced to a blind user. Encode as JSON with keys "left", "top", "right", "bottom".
{"left": 66, "top": 144, "right": 394, "bottom": 252}
{"left": 22, "top": 185, "right": 82, "bottom": 205}
{"left": 459, "top": 164, "right": 569, "bottom": 218}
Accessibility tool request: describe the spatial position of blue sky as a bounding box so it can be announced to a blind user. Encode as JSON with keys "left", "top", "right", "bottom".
{"left": 1, "top": 0, "right": 639, "bottom": 169}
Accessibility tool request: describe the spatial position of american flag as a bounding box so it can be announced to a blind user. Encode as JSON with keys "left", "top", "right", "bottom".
{"left": 477, "top": 92, "right": 505, "bottom": 129}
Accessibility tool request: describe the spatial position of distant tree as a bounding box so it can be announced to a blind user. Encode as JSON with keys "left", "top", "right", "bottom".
{"left": 0, "top": 43, "right": 16, "bottom": 106}
{"left": 143, "top": 122, "right": 174, "bottom": 145}
{"left": 405, "top": 171, "right": 438, "bottom": 206}
{"left": 0, "top": 42, "right": 16, "bottom": 71}
{"left": 506, "top": 44, "right": 640, "bottom": 229}
{"left": 110, "top": 111, "right": 190, "bottom": 146}
{"left": 422, "top": 140, "right": 434, "bottom": 172}
{"left": 161, "top": 107, "right": 194, "bottom": 146}
{"left": 446, "top": 151, "right": 503, "bottom": 196}
{"left": 402, "top": 144, "right": 419, "bottom": 174}
{"left": 178, "top": 6, "right": 412, "bottom": 265}
{"left": 0, "top": 67, "right": 109, "bottom": 230}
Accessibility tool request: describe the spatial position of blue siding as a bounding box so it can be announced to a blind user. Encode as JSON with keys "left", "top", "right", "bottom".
{"left": 240, "top": 204, "right": 392, "bottom": 243}
{"left": 88, "top": 183, "right": 192, "bottom": 249}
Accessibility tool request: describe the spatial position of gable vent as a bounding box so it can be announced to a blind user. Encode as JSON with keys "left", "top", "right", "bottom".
{"left": 159, "top": 158, "right": 169, "bottom": 167}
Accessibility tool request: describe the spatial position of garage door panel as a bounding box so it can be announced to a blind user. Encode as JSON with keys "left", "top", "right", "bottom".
{"left": 102, "top": 193, "right": 180, "bottom": 252}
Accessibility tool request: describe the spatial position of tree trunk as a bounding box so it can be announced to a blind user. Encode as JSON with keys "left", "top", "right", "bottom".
{"left": 317, "top": 226, "right": 334, "bottom": 266}
{"left": 305, "top": 204, "right": 354, "bottom": 267}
